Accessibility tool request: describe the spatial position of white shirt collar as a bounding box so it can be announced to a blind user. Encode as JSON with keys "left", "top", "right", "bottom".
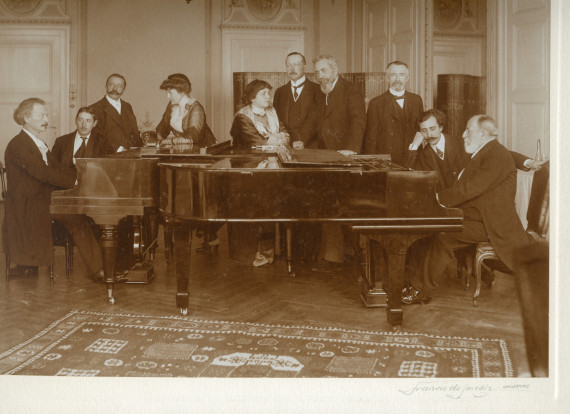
{"left": 291, "top": 75, "right": 306, "bottom": 88}
{"left": 389, "top": 88, "right": 406, "bottom": 97}
{"left": 430, "top": 134, "right": 446, "bottom": 154}
{"left": 251, "top": 105, "right": 266, "bottom": 116}
{"left": 106, "top": 95, "right": 122, "bottom": 113}
{"left": 22, "top": 128, "right": 49, "bottom": 164}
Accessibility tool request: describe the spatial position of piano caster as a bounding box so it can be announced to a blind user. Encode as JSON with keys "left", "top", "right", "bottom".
{"left": 107, "top": 290, "right": 115, "bottom": 305}
{"left": 180, "top": 308, "right": 188, "bottom": 316}
{"left": 392, "top": 325, "right": 401, "bottom": 332}
{"left": 289, "top": 271, "right": 296, "bottom": 278}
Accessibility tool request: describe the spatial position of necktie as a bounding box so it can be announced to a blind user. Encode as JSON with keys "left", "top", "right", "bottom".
{"left": 293, "top": 81, "right": 305, "bottom": 100}
{"left": 75, "top": 136, "right": 87, "bottom": 159}
{"left": 436, "top": 147, "right": 444, "bottom": 160}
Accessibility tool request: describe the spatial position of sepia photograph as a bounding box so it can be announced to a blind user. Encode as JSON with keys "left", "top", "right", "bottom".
{"left": 0, "top": 0, "right": 566, "bottom": 411}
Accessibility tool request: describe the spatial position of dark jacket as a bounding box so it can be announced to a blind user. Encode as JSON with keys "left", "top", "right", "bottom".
{"left": 3, "top": 131, "right": 76, "bottom": 266}
{"left": 406, "top": 134, "right": 531, "bottom": 191}
{"left": 52, "top": 131, "right": 113, "bottom": 168}
{"left": 156, "top": 100, "right": 217, "bottom": 148}
{"left": 438, "top": 139, "right": 532, "bottom": 270}
{"left": 405, "top": 134, "right": 470, "bottom": 191}
{"left": 315, "top": 76, "right": 366, "bottom": 153}
{"left": 363, "top": 90, "right": 424, "bottom": 164}
{"left": 230, "top": 107, "right": 288, "bottom": 149}
{"left": 90, "top": 96, "right": 142, "bottom": 151}
{"left": 273, "top": 79, "right": 321, "bottom": 148}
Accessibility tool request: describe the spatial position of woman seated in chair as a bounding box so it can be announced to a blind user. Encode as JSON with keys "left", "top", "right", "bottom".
{"left": 229, "top": 79, "right": 290, "bottom": 266}
{"left": 157, "top": 73, "right": 220, "bottom": 252}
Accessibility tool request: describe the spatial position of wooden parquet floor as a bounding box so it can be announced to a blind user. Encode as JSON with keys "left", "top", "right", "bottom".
{"left": 0, "top": 222, "right": 531, "bottom": 376}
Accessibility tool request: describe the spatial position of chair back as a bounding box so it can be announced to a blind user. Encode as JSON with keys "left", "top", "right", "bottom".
{"left": 526, "top": 161, "right": 549, "bottom": 238}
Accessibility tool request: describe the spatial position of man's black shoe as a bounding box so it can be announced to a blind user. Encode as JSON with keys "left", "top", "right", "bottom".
{"left": 401, "top": 285, "right": 431, "bottom": 305}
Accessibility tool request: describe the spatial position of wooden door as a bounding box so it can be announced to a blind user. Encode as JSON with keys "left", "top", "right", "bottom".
{"left": 505, "top": 0, "right": 550, "bottom": 158}
{"left": 362, "top": 0, "right": 425, "bottom": 96}
{"left": 0, "top": 26, "right": 69, "bottom": 164}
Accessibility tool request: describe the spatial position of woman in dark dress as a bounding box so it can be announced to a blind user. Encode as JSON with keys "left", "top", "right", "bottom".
{"left": 156, "top": 73, "right": 217, "bottom": 148}
{"left": 157, "top": 73, "right": 219, "bottom": 252}
{"left": 229, "top": 79, "right": 290, "bottom": 266}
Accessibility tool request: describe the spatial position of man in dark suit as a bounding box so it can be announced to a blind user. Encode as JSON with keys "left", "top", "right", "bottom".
{"left": 273, "top": 52, "right": 321, "bottom": 262}
{"left": 51, "top": 107, "right": 119, "bottom": 282}
{"left": 273, "top": 52, "right": 321, "bottom": 149}
{"left": 313, "top": 54, "right": 366, "bottom": 154}
{"left": 311, "top": 54, "right": 366, "bottom": 272}
{"left": 405, "top": 109, "right": 544, "bottom": 189}
{"left": 363, "top": 61, "right": 424, "bottom": 165}
{"left": 3, "top": 98, "right": 77, "bottom": 275}
{"left": 89, "top": 73, "right": 142, "bottom": 152}
{"left": 405, "top": 115, "right": 533, "bottom": 303}
{"left": 405, "top": 109, "right": 471, "bottom": 190}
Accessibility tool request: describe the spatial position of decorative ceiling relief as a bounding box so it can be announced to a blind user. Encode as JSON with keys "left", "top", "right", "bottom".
{"left": 223, "top": 0, "right": 302, "bottom": 30}
{"left": 0, "top": 0, "right": 69, "bottom": 23}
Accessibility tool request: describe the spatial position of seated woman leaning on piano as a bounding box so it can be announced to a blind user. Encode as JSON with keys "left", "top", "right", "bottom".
{"left": 156, "top": 73, "right": 217, "bottom": 148}
{"left": 230, "top": 79, "right": 289, "bottom": 148}
{"left": 157, "top": 73, "right": 220, "bottom": 252}
{"left": 229, "top": 79, "right": 290, "bottom": 266}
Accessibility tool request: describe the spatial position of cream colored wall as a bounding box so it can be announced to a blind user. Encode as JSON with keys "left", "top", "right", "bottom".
{"left": 317, "top": 0, "right": 348, "bottom": 71}
{"left": 85, "top": 0, "right": 208, "bottom": 131}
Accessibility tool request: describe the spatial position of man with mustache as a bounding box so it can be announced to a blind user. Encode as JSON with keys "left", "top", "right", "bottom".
{"left": 89, "top": 74, "right": 142, "bottom": 273}
{"left": 311, "top": 54, "right": 366, "bottom": 273}
{"left": 89, "top": 73, "right": 142, "bottom": 152}
{"left": 273, "top": 52, "right": 320, "bottom": 149}
{"left": 403, "top": 115, "right": 534, "bottom": 304}
{"left": 3, "top": 98, "right": 77, "bottom": 275}
{"left": 273, "top": 52, "right": 322, "bottom": 263}
{"left": 363, "top": 61, "right": 424, "bottom": 165}
{"left": 50, "top": 107, "right": 126, "bottom": 282}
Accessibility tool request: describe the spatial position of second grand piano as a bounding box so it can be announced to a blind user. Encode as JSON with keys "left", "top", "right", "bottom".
{"left": 160, "top": 147, "right": 463, "bottom": 328}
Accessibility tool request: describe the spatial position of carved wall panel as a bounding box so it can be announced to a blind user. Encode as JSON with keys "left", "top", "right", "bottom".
{"left": 0, "top": 0, "right": 69, "bottom": 23}
{"left": 433, "top": 0, "right": 485, "bottom": 36}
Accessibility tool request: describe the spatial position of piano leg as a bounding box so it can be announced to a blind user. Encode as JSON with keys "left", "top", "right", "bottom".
{"left": 146, "top": 207, "right": 160, "bottom": 262}
{"left": 366, "top": 233, "right": 426, "bottom": 330}
{"left": 100, "top": 225, "right": 119, "bottom": 304}
{"left": 285, "top": 224, "right": 295, "bottom": 278}
{"left": 172, "top": 221, "right": 194, "bottom": 315}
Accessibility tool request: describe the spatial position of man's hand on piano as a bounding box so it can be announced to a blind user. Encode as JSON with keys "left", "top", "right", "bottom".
{"left": 117, "top": 146, "right": 126, "bottom": 152}
{"left": 338, "top": 150, "right": 356, "bottom": 156}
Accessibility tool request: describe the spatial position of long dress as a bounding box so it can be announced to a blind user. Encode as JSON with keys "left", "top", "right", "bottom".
{"left": 228, "top": 105, "right": 288, "bottom": 265}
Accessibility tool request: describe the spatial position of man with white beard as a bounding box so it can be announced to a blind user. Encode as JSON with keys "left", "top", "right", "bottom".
{"left": 402, "top": 115, "right": 533, "bottom": 304}
{"left": 311, "top": 54, "right": 366, "bottom": 273}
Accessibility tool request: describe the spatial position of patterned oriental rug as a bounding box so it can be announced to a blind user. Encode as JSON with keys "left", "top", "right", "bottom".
{"left": 0, "top": 311, "right": 513, "bottom": 377}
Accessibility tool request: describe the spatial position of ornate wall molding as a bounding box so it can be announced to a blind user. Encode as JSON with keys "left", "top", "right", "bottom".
{"left": 0, "top": 0, "right": 70, "bottom": 23}
{"left": 222, "top": 0, "right": 303, "bottom": 30}
{"left": 433, "top": 0, "right": 484, "bottom": 36}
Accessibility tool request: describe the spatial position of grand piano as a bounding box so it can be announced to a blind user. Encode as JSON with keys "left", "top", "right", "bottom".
{"left": 51, "top": 144, "right": 463, "bottom": 329}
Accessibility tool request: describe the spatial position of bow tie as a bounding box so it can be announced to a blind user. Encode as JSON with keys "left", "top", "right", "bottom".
{"left": 391, "top": 93, "right": 405, "bottom": 100}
